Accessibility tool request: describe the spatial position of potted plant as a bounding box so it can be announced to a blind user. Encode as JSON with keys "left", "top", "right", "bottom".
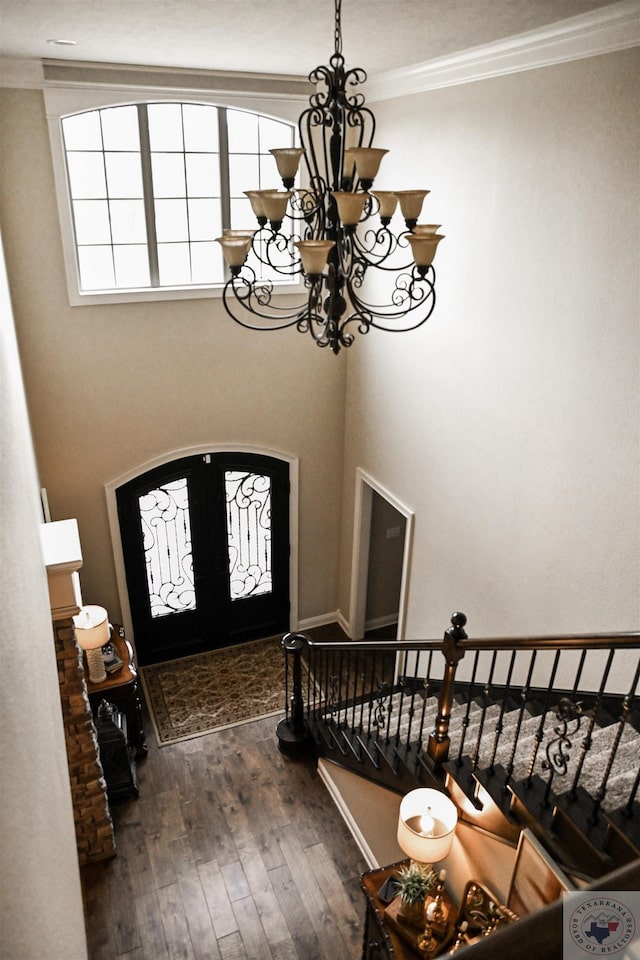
{"left": 395, "top": 862, "right": 438, "bottom": 926}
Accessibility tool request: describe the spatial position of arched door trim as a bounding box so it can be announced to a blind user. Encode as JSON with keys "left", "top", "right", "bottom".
{"left": 105, "top": 443, "right": 299, "bottom": 652}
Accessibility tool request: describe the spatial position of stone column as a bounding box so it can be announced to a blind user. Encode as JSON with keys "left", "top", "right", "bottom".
{"left": 54, "top": 617, "right": 115, "bottom": 864}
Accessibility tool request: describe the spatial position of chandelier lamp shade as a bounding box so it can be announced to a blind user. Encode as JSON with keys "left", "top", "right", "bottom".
{"left": 215, "top": 0, "right": 444, "bottom": 354}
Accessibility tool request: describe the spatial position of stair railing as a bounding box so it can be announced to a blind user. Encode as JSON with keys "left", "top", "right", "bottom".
{"left": 278, "top": 613, "right": 640, "bottom": 833}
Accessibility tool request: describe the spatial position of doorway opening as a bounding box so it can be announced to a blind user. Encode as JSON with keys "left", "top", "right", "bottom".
{"left": 349, "top": 469, "right": 414, "bottom": 641}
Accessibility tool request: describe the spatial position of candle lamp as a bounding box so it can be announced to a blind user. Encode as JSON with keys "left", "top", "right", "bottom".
{"left": 397, "top": 788, "right": 458, "bottom": 869}
{"left": 73, "top": 604, "right": 110, "bottom": 683}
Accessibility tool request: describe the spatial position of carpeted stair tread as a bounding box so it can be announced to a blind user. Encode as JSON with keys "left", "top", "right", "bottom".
{"left": 331, "top": 687, "right": 638, "bottom": 822}
{"left": 314, "top": 667, "right": 638, "bottom": 839}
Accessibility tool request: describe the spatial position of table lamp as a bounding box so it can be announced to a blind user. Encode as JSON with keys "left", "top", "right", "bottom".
{"left": 73, "top": 604, "right": 110, "bottom": 683}
{"left": 397, "top": 788, "right": 458, "bottom": 868}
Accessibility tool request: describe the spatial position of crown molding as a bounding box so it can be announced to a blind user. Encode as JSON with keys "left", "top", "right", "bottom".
{"left": 0, "top": 56, "right": 311, "bottom": 99}
{"left": 365, "top": 0, "right": 640, "bottom": 102}
{"left": 41, "top": 59, "right": 311, "bottom": 100}
{"left": 1, "top": 1, "right": 638, "bottom": 98}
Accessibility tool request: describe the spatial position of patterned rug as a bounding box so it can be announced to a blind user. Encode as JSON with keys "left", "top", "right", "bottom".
{"left": 140, "top": 636, "right": 286, "bottom": 746}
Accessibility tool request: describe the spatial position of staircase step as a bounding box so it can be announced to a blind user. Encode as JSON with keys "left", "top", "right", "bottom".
{"left": 444, "top": 758, "right": 521, "bottom": 845}
{"left": 550, "top": 786, "right": 624, "bottom": 878}
{"left": 310, "top": 660, "right": 640, "bottom": 877}
{"left": 603, "top": 804, "right": 640, "bottom": 858}
{"left": 443, "top": 755, "right": 485, "bottom": 812}
{"left": 504, "top": 776, "right": 612, "bottom": 879}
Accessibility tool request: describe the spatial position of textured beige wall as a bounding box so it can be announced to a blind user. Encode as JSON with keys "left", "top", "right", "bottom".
{"left": 0, "top": 238, "right": 87, "bottom": 959}
{"left": 1, "top": 48, "right": 638, "bottom": 652}
{"left": 339, "top": 48, "right": 640, "bottom": 643}
{"left": 0, "top": 88, "right": 346, "bottom": 629}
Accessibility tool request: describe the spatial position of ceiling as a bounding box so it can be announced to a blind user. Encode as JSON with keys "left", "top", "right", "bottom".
{"left": 0, "top": 0, "right": 624, "bottom": 79}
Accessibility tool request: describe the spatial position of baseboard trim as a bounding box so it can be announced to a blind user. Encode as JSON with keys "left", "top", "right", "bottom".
{"left": 317, "top": 760, "right": 380, "bottom": 870}
{"left": 365, "top": 614, "right": 399, "bottom": 633}
{"left": 297, "top": 610, "right": 352, "bottom": 637}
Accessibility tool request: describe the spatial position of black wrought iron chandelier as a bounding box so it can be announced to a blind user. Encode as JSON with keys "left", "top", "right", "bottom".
{"left": 216, "top": 0, "right": 444, "bottom": 354}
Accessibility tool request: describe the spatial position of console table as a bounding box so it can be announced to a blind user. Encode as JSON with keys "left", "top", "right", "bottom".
{"left": 361, "top": 861, "right": 519, "bottom": 959}
{"left": 86, "top": 624, "right": 147, "bottom": 760}
{"left": 361, "top": 861, "right": 449, "bottom": 959}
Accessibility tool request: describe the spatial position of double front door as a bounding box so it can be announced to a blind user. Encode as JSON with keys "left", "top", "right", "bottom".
{"left": 116, "top": 452, "right": 290, "bottom": 665}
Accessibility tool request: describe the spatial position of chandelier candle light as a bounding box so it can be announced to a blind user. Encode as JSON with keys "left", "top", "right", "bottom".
{"left": 215, "top": 0, "right": 444, "bottom": 354}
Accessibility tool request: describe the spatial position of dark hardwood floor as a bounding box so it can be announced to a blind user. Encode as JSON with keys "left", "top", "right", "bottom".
{"left": 81, "top": 709, "right": 368, "bottom": 960}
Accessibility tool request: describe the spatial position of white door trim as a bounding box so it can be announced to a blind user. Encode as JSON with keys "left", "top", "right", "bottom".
{"left": 348, "top": 468, "right": 414, "bottom": 641}
{"left": 105, "top": 443, "right": 299, "bottom": 651}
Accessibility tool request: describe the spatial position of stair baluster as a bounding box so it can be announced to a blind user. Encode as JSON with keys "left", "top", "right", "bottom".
{"left": 503, "top": 651, "right": 537, "bottom": 790}
{"left": 488, "top": 650, "right": 517, "bottom": 773}
{"left": 625, "top": 765, "right": 640, "bottom": 820}
{"left": 395, "top": 677, "right": 408, "bottom": 746}
{"left": 540, "top": 649, "right": 588, "bottom": 806}
{"left": 471, "top": 651, "right": 497, "bottom": 774}
{"left": 568, "top": 648, "right": 615, "bottom": 800}
{"left": 589, "top": 658, "right": 640, "bottom": 825}
{"left": 399, "top": 650, "right": 421, "bottom": 748}
{"left": 415, "top": 650, "right": 434, "bottom": 762}
{"left": 525, "top": 649, "right": 561, "bottom": 789}
{"left": 455, "top": 650, "right": 480, "bottom": 768}
{"left": 364, "top": 651, "right": 379, "bottom": 740}
{"left": 349, "top": 647, "right": 361, "bottom": 736}
{"left": 357, "top": 656, "right": 368, "bottom": 737}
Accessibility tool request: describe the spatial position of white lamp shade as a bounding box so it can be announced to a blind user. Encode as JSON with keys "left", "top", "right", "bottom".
{"left": 73, "top": 605, "right": 109, "bottom": 650}
{"left": 397, "top": 788, "right": 458, "bottom": 864}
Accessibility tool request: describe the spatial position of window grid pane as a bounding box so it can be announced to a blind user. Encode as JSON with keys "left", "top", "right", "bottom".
{"left": 77, "top": 245, "right": 116, "bottom": 290}
{"left": 67, "top": 153, "right": 107, "bottom": 198}
{"left": 62, "top": 102, "right": 296, "bottom": 294}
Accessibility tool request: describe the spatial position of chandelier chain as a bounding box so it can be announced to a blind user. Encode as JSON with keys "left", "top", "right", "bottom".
{"left": 334, "top": 0, "right": 343, "bottom": 58}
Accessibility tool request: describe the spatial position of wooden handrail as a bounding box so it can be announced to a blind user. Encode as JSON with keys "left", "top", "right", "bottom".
{"left": 278, "top": 613, "right": 640, "bottom": 883}
{"left": 302, "top": 631, "right": 640, "bottom": 653}
{"left": 278, "top": 614, "right": 640, "bottom": 774}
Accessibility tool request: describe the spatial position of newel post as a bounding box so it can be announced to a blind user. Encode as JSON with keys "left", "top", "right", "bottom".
{"left": 427, "top": 612, "right": 468, "bottom": 766}
{"left": 276, "top": 632, "right": 315, "bottom": 759}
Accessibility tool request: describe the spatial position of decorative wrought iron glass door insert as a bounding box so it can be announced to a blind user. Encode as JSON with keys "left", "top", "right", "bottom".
{"left": 139, "top": 477, "right": 196, "bottom": 618}
{"left": 225, "top": 470, "right": 272, "bottom": 601}
{"left": 117, "top": 453, "right": 290, "bottom": 665}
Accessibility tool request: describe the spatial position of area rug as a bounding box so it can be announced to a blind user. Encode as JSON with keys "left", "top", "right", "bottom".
{"left": 140, "top": 635, "right": 286, "bottom": 746}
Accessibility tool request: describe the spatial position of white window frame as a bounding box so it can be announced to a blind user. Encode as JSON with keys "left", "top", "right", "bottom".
{"left": 45, "top": 83, "right": 307, "bottom": 306}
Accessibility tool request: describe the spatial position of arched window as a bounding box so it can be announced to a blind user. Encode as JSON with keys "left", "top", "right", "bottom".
{"left": 57, "top": 101, "right": 297, "bottom": 297}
